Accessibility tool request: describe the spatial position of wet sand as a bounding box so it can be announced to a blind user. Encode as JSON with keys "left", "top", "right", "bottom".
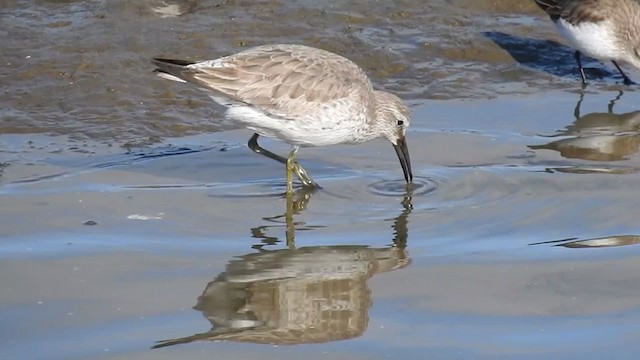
{"left": 3, "top": 1, "right": 640, "bottom": 359}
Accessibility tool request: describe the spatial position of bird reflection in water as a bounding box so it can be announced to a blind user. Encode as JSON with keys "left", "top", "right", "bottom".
{"left": 530, "top": 235, "right": 640, "bottom": 249}
{"left": 529, "top": 91, "right": 640, "bottom": 165}
{"left": 153, "top": 187, "right": 413, "bottom": 348}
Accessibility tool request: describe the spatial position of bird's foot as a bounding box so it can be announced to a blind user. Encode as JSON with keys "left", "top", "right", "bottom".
{"left": 292, "top": 163, "right": 320, "bottom": 188}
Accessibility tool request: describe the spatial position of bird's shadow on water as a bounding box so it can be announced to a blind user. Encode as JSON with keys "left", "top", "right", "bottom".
{"left": 483, "top": 31, "right": 614, "bottom": 81}
{"left": 151, "top": 187, "right": 413, "bottom": 349}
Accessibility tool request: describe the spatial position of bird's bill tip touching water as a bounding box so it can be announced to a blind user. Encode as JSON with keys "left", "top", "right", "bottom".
{"left": 393, "top": 136, "right": 413, "bottom": 183}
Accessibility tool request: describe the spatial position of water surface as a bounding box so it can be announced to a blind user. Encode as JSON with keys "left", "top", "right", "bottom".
{"left": 3, "top": 1, "right": 640, "bottom": 359}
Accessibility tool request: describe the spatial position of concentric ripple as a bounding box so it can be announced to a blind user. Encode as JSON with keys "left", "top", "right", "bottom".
{"left": 367, "top": 176, "right": 440, "bottom": 197}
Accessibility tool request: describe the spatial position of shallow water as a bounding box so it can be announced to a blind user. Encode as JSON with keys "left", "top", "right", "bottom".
{"left": 3, "top": 1, "right": 640, "bottom": 359}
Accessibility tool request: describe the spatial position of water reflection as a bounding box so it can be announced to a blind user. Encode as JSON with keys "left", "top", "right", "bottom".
{"left": 529, "top": 91, "right": 640, "bottom": 161}
{"left": 249, "top": 188, "right": 319, "bottom": 249}
{"left": 153, "top": 189, "right": 413, "bottom": 348}
{"left": 530, "top": 235, "right": 640, "bottom": 249}
{"left": 0, "top": 162, "right": 7, "bottom": 181}
{"left": 148, "top": 0, "right": 199, "bottom": 18}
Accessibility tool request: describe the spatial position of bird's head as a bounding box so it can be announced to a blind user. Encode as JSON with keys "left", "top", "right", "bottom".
{"left": 373, "top": 91, "right": 413, "bottom": 183}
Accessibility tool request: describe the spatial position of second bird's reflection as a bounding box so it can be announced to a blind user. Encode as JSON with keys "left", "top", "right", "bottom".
{"left": 530, "top": 91, "right": 640, "bottom": 162}
{"left": 154, "top": 187, "right": 413, "bottom": 348}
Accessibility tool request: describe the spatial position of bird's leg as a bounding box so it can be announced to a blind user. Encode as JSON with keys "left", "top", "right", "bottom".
{"left": 611, "top": 61, "right": 635, "bottom": 85}
{"left": 248, "top": 133, "right": 319, "bottom": 188}
{"left": 574, "top": 51, "right": 588, "bottom": 86}
{"left": 291, "top": 161, "right": 318, "bottom": 188}
{"left": 248, "top": 133, "right": 288, "bottom": 163}
{"left": 285, "top": 147, "right": 300, "bottom": 193}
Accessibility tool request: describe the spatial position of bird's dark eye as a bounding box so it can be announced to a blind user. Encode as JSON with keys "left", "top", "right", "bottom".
{"left": 397, "top": 120, "right": 404, "bottom": 126}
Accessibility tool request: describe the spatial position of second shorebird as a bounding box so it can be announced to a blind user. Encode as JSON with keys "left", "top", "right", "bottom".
{"left": 533, "top": 0, "right": 640, "bottom": 85}
{"left": 152, "top": 44, "right": 412, "bottom": 192}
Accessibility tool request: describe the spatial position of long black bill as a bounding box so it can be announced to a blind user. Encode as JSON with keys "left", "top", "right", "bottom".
{"left": 393, "top": 136, "right": 413, "bottom": 183}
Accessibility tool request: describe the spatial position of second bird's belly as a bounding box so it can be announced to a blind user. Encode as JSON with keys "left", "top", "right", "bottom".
{"left": 556, "top": 19, "right": 622, "bottom": 60}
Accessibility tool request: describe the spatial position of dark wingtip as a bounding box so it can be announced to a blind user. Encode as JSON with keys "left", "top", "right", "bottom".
{"left": 151, "top": 58, "right": 196, "bottom": 66}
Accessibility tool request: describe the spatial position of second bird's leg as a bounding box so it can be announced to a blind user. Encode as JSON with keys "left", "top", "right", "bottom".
{"left": 611, "top": 61, "right": 634, "bottom": 85}
{"left": 247, "top": 133, "right": 318, "bottom": 188}
{"left": 574, "top": 51, "right": 587, "bottom": 85}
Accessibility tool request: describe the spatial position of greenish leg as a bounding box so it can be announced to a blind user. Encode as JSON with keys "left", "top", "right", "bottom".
{"left": 286, "top": 147, "right": 317, "bottom": 190}
{"left": 291, "top": 163, "right": 318, "bottom": 188}
{"left": 286, "top": 147, "right": 298, "bottom": 193}
{"left": 248, "top": 134, "right": 319, "bottom": 190}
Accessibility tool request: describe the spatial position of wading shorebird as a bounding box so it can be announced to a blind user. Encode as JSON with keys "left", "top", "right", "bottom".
{"left": 533, "top": 0, "right": 640, "bottom": 85}
{"left": 152, "top": 44, "right": 413, "bottom": 192}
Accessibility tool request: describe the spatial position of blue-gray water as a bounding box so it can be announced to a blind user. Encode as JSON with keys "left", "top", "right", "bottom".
{"left": 3, "top": 1, "right": 640, "bottom": 359}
